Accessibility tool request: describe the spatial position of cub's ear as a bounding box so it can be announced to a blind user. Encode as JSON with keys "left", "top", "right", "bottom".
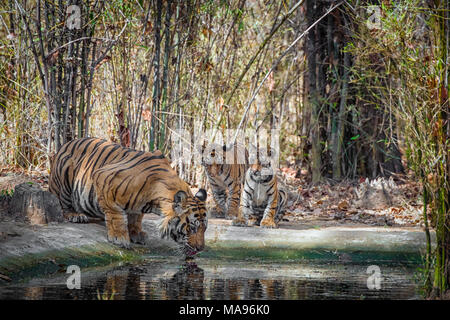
{"left": 195, "top": 188, "right": 207, "bottom": 202}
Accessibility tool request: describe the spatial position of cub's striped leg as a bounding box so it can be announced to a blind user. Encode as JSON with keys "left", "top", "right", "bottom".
{"left": 210, "top": 185, "right": 227, "bottom": 218}
{"left": 260, "top": 191, "right": 278, "bottom": 228}
{"left": 232, "top": 184, "right": 255, "bottom": 227}
{"left": 274, "top": 189, "right": 287, "bottom": 224}
{"left": 226, "top": 181, "right": 241, "bottom": 219}
{"left": 231, "top": 206, "right": 249, "bottom": 226}
{"left": 128, "top": 213, "right": 148, "bottom": 244}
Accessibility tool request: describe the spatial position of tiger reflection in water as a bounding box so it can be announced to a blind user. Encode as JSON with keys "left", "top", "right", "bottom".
{"left": 99, "top": 263, "right": 205, "bottom": 300}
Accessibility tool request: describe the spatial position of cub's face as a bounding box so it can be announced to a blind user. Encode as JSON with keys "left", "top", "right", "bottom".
{"left": 248, "top": 147, "right": 275, "bottom": 181}
{"left": 169, "top": 189, "right": 208, "bottom": 256}
{"left": 249, "top": 162, "right": 274, "bottom": 182}
{"left": 201, "top": 144, "right": 226, "bottom": 178}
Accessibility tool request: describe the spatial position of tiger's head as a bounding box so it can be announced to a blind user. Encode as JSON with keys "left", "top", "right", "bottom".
{"left": 201, "top": 143, "right": 227, "bottom": 178}
{"left": 249, "top": 163, "right": 274, "bottom": 183}
{"left": 248, "top": 147, "right": 274, "bottom": 181}
{"left": 162, "top": 189, "right": 208, "bottom": 256}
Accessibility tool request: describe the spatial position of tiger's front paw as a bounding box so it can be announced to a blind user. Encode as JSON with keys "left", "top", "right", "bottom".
{"left": 247, "top": 218, "right": 259, "bottom": 227}
{"left": 231, "top": 217, "right": 247, "bottom": 227}
{"left": 107, "top": 234, "right": 131, "bottom": 249}
{"left": 65, "top": 212, "right": 89, "bottom": 223}
{"left": 260, "top": 218, "right": 278, "bottom": 229}
{"left": 209, "top": 207, "right": 226, "bottom": 218}
{"left": 226, "top": 208, "right": 239, "bottom": 220}
{"left": 130, "top": 231, "right": 148, "bottom": 245}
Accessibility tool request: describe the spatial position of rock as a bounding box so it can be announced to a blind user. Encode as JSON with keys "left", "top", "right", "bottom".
{"left": 8, "top": 182, "right": 63, "bottom": 225}
{"left": 0, "top": 194, "right": 11, "bottom": 216}
{"left": 332, "top": 211, "right": 345, "bottom": 220}
{"left": 352, "top": 177, "right": 398, "bottom": 210}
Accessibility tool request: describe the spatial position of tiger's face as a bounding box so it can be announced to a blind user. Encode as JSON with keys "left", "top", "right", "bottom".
{"left": 201, "top": 144, "right": 226, "bottom": 178}
{"left": 167, "top": 189, "right": 208, "bottom": 256}
{"left": 248, "top": 147, "right": 275, "bottom": 181}
{"left": 249, "top": 163, "right": 274, "bottom": 182}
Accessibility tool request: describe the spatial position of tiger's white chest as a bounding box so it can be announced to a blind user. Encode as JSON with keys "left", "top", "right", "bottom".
{"left": 251, "top": 182, "right": 268, "bottom": 207}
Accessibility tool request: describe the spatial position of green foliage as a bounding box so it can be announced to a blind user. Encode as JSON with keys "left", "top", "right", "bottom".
{"left": 0, "top": 189, "right": 14, "bottom": 197}
{"left": 349, "top": 0, "right": 449, "bottom": 297}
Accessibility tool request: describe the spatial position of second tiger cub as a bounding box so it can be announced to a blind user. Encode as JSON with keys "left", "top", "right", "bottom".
{"left": 233, "top": 148, "right": 287, "bottom": 228}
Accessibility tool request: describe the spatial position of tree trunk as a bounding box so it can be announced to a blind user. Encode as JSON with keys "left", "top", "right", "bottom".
{"left": 159, "top": 0, "right": 173, "bottom": 151}
{"left": 332, "top": 21, "right": 350, "bottom": 180}
{"left": 306, "top": 0, "right": 321, "bottom": 183}
{"left": 150, "top": 0, "right": 163, "bottom": 151}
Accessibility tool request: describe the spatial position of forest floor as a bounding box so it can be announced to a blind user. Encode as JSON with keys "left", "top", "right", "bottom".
{"left": 277, "top": 167, "right": 424, "bottom": 229}
{"left": 0, "top": 166, "right": 424, "bottom": 229}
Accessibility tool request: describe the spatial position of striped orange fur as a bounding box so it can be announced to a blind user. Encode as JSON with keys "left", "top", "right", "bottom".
{"left": 49, "top": 137, "right": 207, "bottom": 255}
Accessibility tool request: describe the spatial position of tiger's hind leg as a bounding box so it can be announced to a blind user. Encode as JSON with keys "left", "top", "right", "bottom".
{"left": 128, "top": 213, "right": 148, "bottom": 245}
{"left": 61, "top": 202, "right": 89, "bottom": 223}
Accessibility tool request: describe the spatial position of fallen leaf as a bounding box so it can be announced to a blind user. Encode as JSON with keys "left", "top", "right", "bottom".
{"left": 338, "top": 200, "right": 349, "bottom": 211}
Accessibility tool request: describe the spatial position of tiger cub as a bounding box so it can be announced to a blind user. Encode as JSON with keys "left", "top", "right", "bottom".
{"left": 202, "top": 143, "right": 248, "bottom": 219}
{"left": 232, "top": 149, "right": 287, "bottom": 228}
{"left": 49, "top": 137, "right": 207, "bottom": 254}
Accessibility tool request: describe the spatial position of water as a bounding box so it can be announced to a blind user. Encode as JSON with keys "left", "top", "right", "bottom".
{"left": 0, "top": 257, "right": 421, "bottom": 300}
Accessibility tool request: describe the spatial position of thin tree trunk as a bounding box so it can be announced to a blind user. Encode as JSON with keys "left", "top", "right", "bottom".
{"left": 306, "top": 0, "right": 321, "bottom": 183}
{"left": 159, "top": 0, "right": 173, "bottom": 151}
{"left": 332, "top": 21, "right": 350, "bottom": 180}
{"left": 150, "top": 0, "right": 163, "bottom": 151}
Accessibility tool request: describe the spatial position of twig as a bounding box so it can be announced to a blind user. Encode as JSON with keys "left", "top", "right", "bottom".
{"left": 232, "top": 1, "right": 344, "bottom": 145}
{"left": 211, "top": 0, "right": 306, "bottom": 141}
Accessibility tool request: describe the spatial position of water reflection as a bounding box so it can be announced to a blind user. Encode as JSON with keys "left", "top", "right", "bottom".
{"left": 159, "top": 263, "right": 205, "bottom": 299}
{"left": 0, "top": 261, "right": 419, "bottom": 300}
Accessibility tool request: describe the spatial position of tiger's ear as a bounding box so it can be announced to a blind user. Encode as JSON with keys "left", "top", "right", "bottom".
{"left": 173, "top": 190, "right": 187, "bottom": 215}
{"left": 195, "top": 188, "right": 207, "bottom": 202}
{"left": 174, "top": 190, "right": 187, "bottom": 203}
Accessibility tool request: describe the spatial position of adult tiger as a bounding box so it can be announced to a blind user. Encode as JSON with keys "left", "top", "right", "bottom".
{"left": 49, "top": 137, "right": 207, "bottom": 255}
{"left": 232, "top": 148, "right": 287, "bottom": 228}
{"left": 201, "top": 143, "right": 248, "bottom": 219}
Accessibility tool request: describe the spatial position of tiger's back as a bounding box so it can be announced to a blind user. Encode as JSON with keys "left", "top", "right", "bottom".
{"left": 49, "top": 137, "right": 169, "bottom": 217}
